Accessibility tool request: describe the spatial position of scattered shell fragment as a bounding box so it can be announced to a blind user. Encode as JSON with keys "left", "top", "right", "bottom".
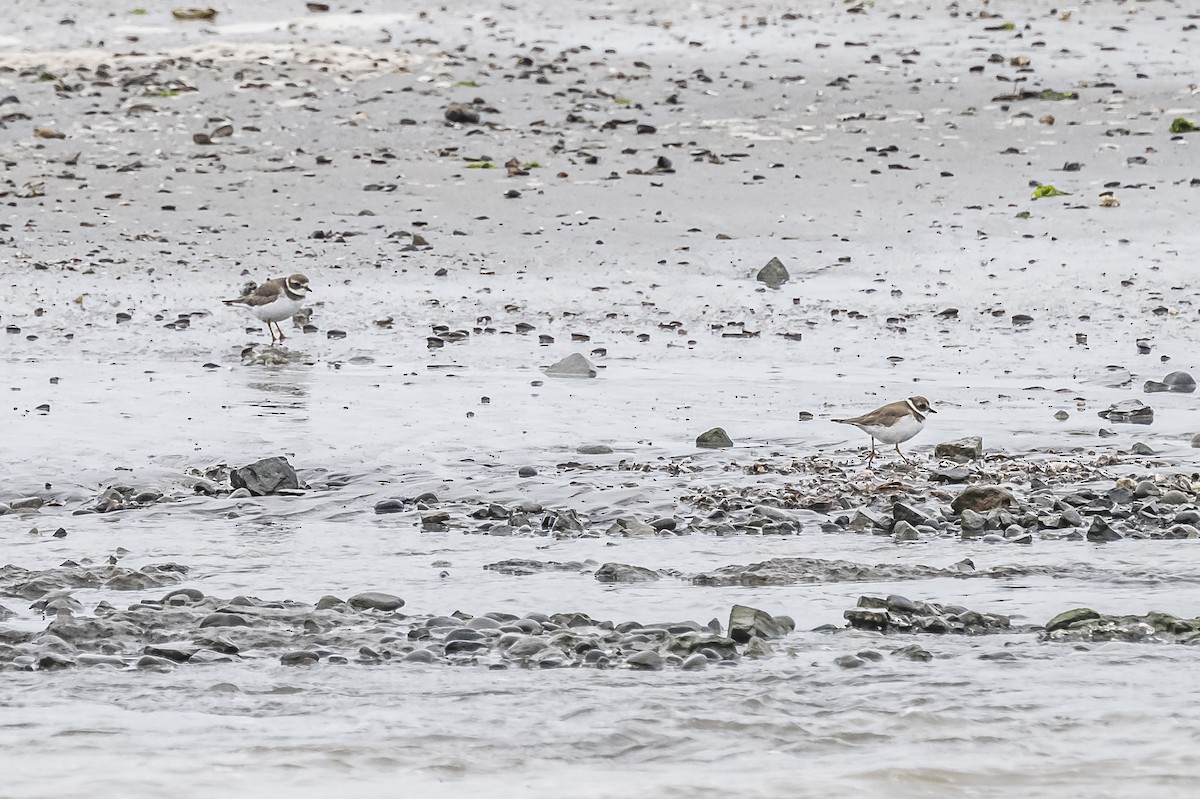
{"left": 1099, "top": 192, "right": 1120, "bottom": 207}
{"left": 33, "top": 126, "right": 65, "bottom": 139}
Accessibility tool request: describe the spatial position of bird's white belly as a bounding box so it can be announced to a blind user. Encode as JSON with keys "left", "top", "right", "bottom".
{"left": 859, "top": 414, "right": 924, "bottom": 444}
{"left": 248, "top": 296, "right": 303, "bottom": 324}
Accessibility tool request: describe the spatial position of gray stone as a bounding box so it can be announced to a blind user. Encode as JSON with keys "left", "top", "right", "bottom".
{"left": 849, "top": 508, "right": 887, "bottom": 530}
{"left": 518, "top": 466, "right": 538, "bottom": 478}
{"left": 960, "top": 509, "right": 987, "bottom": 533}
{"left": 1045, "top": 607, "right": 1101, "bottom": 632}
{"left": 891, "top": 520, "right": 920, "bottom": 541}
{"left": 230, "top": 456, "right": 299, "bottom": 496}
{"left": 1161, "top": 490, "right": 1191, "bottom": 506}
{"left": 1146, "top": 371, "right": 1196, "bottom": 393}
{"left": 743, "top": 637, "right": 773, "bottom": 658}
{"left": 347, "top": 591, "right": 405, "bottom": 612}
{"left": 162, "top": 588, "right": 204, "bottom": 605}
{"left": 892, "top": 502, "right": 931, "bottom": 527}
{"left": 626, "top": 650, "right": 664, "bottom": 670}
{"left": 1192, "top": 432, "right": 1200, "bottom": 449}
{"left": 1097, "top": 399, "right": 1153, "bottom": 424}
{"left": 594, "top": 563, "right": 660, "bottom": 583}
{"left": 935, "top": 436, "right": 983, "bottom": 461}
{"left": 545, "top": 353, "right": 597, "bottom": 378}
{"left": 315, "top": 595, "right": 349, "bottom": 611}
{"left": 9, "top": 497, "right": 44, "bottom": 511}
{"left": 951, "top": 485, "right": 1015, "bottom": 514}
{"left": 1130, "top": 442, "right": 1156, "bottom": 456}
{"left": 756, "top": 256, "right": 789, "bottom": 289}
{"left": 199, "top": 612, "right": 250, "bottom": 628}
{"left": 680, "top": 652, "right": 709, "bottom": 671}
{"left": 143, "top": 643, "right": 199, "bottom": 663}
{"left": 374, "top": 498, "right": 406, "bottom": 514}
{"left": 728, "top": 604, "right": 792, "bottom": 643}
{"left": 577, "top": 444, "right": 613, "bottom": 454}
{"left": 273, "top": 646, "right": 318, "bottom": 665}
{"left": 835, "top": 654, "right": 865, "bottom": 669}
{"left": 931, "top": 466, "right": 971, "bottom": 483}
{"left": 892, "top": 644, "right": 932, "bottom": 662}
{"left": 445, "top": 639, "right": 488, "bottom": 655}
{"left": 403, "top": 649, "right": 435, "bottom": 664}
{"left": 1174, "top": 510, "right": 1200, "bottom": 526}
{"left": 1086, "top": 516, "right": 1122, "bottom": 542}
{"left": 696, "top": 427, "right": 733, "bottom": 449}
{"left": 504, "top": 635, "right": 549, "bottom": 658}
{"left": 1134, "top": 480, "right": 1159, "bottom": 498}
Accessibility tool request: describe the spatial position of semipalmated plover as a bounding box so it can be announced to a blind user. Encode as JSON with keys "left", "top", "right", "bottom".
{"left": 834, "top": 395, "right": 935, "bottom": 467}
{"left": 222, "top": 273, "right": 312, "bottom": 345}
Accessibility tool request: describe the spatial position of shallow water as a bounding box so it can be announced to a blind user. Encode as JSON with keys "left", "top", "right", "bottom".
{"left": 3, "top": 0, "right": 1200, "bottom": 796}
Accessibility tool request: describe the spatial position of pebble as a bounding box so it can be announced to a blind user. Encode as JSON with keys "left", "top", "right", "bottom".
{"left": 347, "top": 592, "right": 405, "bottom": 611}
{"left": 756, "top": 256, "right": 789, "bottom": 289}
{"left": 891, "top": 520, "right": 920, "bottom": 541}
{"left": 951, "top": 485, "right": 1015, "bottom": 514}
{"left": 518, "top": 466, "right": 538, "bottom": 478}
{"left": 594, "top": 562, "right": 660, "bottom": 582}
{"left": 626, "top": 650, "right": 664, "bottom": 670}
{"left": 696, "top": 427, "right": 734, "bottom": 449}
{"left": 728, "top": 604, "right": 792, "bottom": 642}
{"left": 934, "top": 436, "right": 983, "bottom": 461}
{"left": 199, "top": 611, "right": 250, "bottom": 623}
{"left": 230, "top": 456, "right": 300, "bottom": 496}
{"left": 544, "top": 353, "right": 597, "bottom": 378}
{"left": 374, "top": 498, "right": 406, "bottom": 514}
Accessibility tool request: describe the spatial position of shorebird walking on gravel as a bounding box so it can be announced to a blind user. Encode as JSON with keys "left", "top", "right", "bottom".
{"left": 833, "top": 396, "right": 935, "bottom": 468}
{"left": 223, "top": 273, "right": 312, "bottom": 346}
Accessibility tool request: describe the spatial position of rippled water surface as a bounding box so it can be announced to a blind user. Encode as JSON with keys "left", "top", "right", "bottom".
{"left": 3, "top": 0, "right": 1200, "bottom": 796}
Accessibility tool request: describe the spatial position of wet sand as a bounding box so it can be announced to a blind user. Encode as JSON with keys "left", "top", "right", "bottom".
{"left": 3, "top": 0, "right": 1200, "bottom": 797}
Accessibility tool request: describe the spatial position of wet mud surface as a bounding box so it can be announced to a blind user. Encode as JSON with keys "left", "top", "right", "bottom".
{"left": 3, "top": 0, "right": 1200, "bottom": 796}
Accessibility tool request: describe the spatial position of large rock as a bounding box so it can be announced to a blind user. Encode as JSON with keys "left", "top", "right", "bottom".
{"left": 935, "top": 436, "right": 983, "bottom": 462}
{"left": 347, "top": 591, "right": 405, "bottom": 611}
{"left": 1045, "top": 607, "right": 1101, "bottom": 632}
{"left": 1086, "top": 517, "right": 1122, "bottom": 542}
{"left": 696, "top": 427, "right": 733, "bottom": 449}
{"left": 891, "top": 501, "right": 931, "bottom": 527}
{"left": 728, "top": 604, "right": 793, "bottom": 643}
{"left": 756, "top": 256, "right": 789, "bottom": 289}
{"left": 230, "top": 456, "right": 299, "bottom": 496}
{"left": 1144, "top": 371, "right": 1196, "bottom": 394}
{"left": 1097, "top": 399, "right": 1153, "bottom": 424}
{"left": 951, "top": 485, "right": 1015, "bottom": 514}
{"left": 545, "top": 353, "right": 597, "bottom": 378}
{"left": 594, "top": 563, "right": 660, "bottom": 583}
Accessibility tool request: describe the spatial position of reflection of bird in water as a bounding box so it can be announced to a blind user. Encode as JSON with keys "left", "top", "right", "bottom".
{"left": 833, "top": 396, "right": 935, "bottom": 468}
{"left": 223, "top": 273, "right": 312, "bottom": 345}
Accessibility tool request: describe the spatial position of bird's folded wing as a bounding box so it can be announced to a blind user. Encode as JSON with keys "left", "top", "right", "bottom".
{"left": 227, "top": 281, "right": 281, "bottom": 306}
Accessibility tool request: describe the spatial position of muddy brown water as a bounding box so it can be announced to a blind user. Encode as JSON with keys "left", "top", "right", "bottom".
{"left": 2, "top": 0, "right": 1200, "bottom": 796}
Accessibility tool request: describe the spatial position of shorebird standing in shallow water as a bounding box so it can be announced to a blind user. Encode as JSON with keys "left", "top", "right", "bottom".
{"left": 223, "top": 273, "right": 312, "bottom": 346}
{"left": 833, "top": 395, "right": 935, "bottom": 468}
